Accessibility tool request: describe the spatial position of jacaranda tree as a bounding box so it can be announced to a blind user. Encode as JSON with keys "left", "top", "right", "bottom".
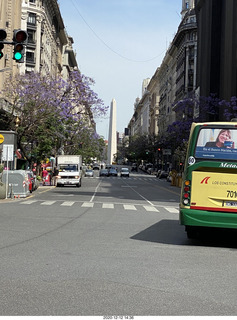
{"left": 2, "top": 71, "right": 108, "bottom": 165}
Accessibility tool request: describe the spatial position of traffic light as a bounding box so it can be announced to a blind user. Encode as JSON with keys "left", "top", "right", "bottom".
{"left": 0, "top": 43, "right": 4, "bottom": 60}
{"left": 0, "top": 29, "right": 7, "bottom": 59}
{"left": 13, "top": 29, "right": 28, "bottom": 63}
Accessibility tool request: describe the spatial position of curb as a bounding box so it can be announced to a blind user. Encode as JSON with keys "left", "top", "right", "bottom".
{"left": 0, "top": 185, "right": 55, "bottom": 203}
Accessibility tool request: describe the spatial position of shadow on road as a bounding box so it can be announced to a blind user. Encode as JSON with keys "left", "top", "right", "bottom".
{"left": 131, "top": 219, "right": 237, "bottom": 249}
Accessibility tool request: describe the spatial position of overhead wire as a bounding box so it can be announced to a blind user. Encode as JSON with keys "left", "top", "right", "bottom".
{"left": 69, "top": 0, "right": 166, "bottom": 63}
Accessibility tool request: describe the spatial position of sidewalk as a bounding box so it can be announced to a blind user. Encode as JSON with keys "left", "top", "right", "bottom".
{"left": 0, "top": 185, "right": 55, "bottom": 203}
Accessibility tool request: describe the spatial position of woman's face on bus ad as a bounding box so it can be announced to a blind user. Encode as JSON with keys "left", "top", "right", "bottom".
{"left": 218, "top": 130, "right": 231, "bottom": 144}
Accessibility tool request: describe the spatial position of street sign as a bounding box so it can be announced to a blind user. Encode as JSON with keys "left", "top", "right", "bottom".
{"left": 2, "top": 144, "right": 14, "bottom": 161}
{"left": 0, "top": 134, "right": 4, "bottom": 144}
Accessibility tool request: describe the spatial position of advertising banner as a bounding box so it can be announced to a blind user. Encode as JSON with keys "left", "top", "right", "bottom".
{"left": 195, "top": 128, "right": 237, "bottom": 160}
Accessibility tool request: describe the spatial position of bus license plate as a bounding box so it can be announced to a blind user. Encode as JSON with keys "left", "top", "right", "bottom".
{"left": 225, "top": 201, "right": 237, "bottom": 207}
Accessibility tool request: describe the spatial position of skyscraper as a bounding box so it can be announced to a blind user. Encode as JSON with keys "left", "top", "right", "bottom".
{"left": 107, "top": 98, "right": 117, "bottom": 164}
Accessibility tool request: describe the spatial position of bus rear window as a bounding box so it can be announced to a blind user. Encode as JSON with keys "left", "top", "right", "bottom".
{"left": 195, "top": 127, "right": 237, "bottom": 160}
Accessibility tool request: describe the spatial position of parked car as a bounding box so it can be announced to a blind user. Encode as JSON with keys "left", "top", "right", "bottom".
{"left": 120, "top": 167, "right": 129, "bottom": 177}
{"left": 27, "top": 172, "right": 33, "bottom": 193}
{"left": 93, "top": 163, "right": 100, "bottom": 170}
{"left": 85, "top": 169, "right": 94, "bottom": 177}
{"left": 156, "top": 170, "right": 169, "bottom": 179}
{"left": 131, "top": 163, "right": 138, "bottom": 171}
{"left": 147, "top": 167, "right": 154, "bottom": 175}
{"left": 27, "top": 171, "right": 36, "bottom": 191}
{"left": 99, "top": 169, "right": 109, "bottom": 177}
{"left": 108, "top": 168, "right": 118, "bottom": 176}
{"left": 145, "top": 163, "right": 153, "bottom": 173}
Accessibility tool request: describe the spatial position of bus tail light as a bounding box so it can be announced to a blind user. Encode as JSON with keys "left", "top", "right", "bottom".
{"left": 183, "top": 180, "right": 191, "bottom": 205}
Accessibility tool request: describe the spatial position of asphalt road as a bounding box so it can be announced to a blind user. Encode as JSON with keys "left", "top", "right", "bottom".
{"left": 0, "top": 169, "right": 237, "bottom": 316}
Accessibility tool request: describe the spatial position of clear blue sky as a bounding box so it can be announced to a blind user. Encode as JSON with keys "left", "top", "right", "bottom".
{"left": 58, "top": 0, "right": 182, "bottom": 139}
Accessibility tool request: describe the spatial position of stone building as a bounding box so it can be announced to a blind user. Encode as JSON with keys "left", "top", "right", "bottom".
{"left": 0, "top": 0, "right": 22, "bottom": 97}
{"left": 21, "top": 0, "right": 68, "bottom": 76}
{"left": 0, "top": 0, "right": 78, "bottom": 83}
{"left": 129, "top": 0, "right": 197, "bottom": 141}
{"left": 195, "top": 0, "right": 237, "bottom": 120}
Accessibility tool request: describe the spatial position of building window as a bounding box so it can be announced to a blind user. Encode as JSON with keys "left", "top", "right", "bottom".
{"left": 29, "top": 0, "right": 36, "bottom": 3}
{"left": 185, "top": 1, "right": 189, "bottom": 9}
{"left": 27, "top": 29, "right": 36, "bottom": 43}
{"left": 28, "top": 13, "right": 36, "bottom": 25}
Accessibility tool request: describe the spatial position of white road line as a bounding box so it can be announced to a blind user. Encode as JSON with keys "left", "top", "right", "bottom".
{"left": 123, "top": 204, "right": 137, "bottom": 211}
{"left": 61, "top": 201, "right": 74, "bottom": 206}
{"left": 40, "top": 201, "right": 56, "bottom": 206}
{"left": 143, "top": 206, "right": 159, "bottom": 212}
{"left": 102, "top": 203, "right": 114, "bottom": 209}
{"left": 165, "top": 207, "right": 179, "bottom": 213}
{"left": 21, "top": 200, "right": 38, "bottom": 205}
{"left": 82, "top": 202, "right": 94, "bottom": 208}
{"left": 90, "top": 180, "right": 102, "bottom": 202}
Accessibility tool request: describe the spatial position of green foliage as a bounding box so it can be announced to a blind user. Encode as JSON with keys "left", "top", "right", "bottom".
{"left": 126, "top": 134, "right": 157, "bottom": 163}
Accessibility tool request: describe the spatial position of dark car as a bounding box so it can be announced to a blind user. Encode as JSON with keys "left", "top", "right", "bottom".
{"left": 99, "top": 169, "right": 109, "bottom": 177}
{"left": 108, "top": 168, "right": 118, "bottom": 176}
{"left": 156, "top": 170, "right": 169, "bottom": 179}
{"left": 131, "top": 163, "right": 138, "bottom": 171}
{"left": 93, "top": 163, "right": 100, "bottom": 170}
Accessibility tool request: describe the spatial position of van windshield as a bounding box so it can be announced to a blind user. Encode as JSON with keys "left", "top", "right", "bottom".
{"left": 59, "top": 164, "right": 78, "bottom": 172}
{"left": 195, "top": 127, "right": 237, "bottom": 160}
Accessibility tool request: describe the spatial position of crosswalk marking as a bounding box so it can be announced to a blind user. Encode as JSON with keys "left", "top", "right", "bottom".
{"left": 143, "top": 205, "right": 159, "bottom": 212}
{"left": 41, "top": 201, "right": 56, "bottom": 206}
{"left": 19, "top": 200, "right": 178, "bottom": 213}
{"left": 61, "top": 201, "right": 74, "bottom": 206}
{"left": 81, "top": 202, "right": 94, "bottom": 208}
{"left": 21, "top": 200, "right": 38, "bottom": 205}
{"left": 102, "top": 203, "right": 114, "bottom": 209}
{"left": 165, "top": 207, "right": 179, "bottom": 213}
{"left": 123, "top": 204, "right": 137, "bottom": 210}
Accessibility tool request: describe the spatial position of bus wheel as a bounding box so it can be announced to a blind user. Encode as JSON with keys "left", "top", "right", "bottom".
{"left": 186, "top": 226, "right": 199, "bottom": 239}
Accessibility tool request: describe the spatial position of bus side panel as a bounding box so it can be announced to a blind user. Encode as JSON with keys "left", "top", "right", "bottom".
{"left": 180, "top": 208, "right": 237, "bottom": 229}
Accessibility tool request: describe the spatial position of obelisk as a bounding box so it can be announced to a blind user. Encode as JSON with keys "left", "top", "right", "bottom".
{"left": 107, "top": 98, "right": 117, "bottom": 164}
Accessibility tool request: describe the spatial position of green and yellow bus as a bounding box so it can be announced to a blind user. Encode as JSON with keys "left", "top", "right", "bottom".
{"left": 180, "top": 121, "right": 237, "bottom": 238}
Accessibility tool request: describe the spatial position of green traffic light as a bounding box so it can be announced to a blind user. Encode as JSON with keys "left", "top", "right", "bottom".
{"left": 14, "top": 52, "right": 22, "bottom": 60}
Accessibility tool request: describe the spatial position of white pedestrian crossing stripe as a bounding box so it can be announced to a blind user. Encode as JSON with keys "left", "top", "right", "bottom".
{"left": 20, "top": 199, "right": 178, "bottom": 213}
{"left": 41, "top": 201, "right": 56, "bottom": 205}
{"left": 165, "top": 207, "right": 179, "bottom": 213}
{"left": 61, "top": 201, "right": 74, "bottom": 206}
{"left": 21, "top": 200, "right": 38, "bottom": 205}
{"left": 123, "top": 204, "right": 137, "bottom": 210}
{"left": 144, "top": 206, "right": 159, "bottom": 212}
{"left": 102, "top": 203, "right": 114, "bottom": 209}
{"left": 81, "top": 202, "right": 94, "bottom": 207}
